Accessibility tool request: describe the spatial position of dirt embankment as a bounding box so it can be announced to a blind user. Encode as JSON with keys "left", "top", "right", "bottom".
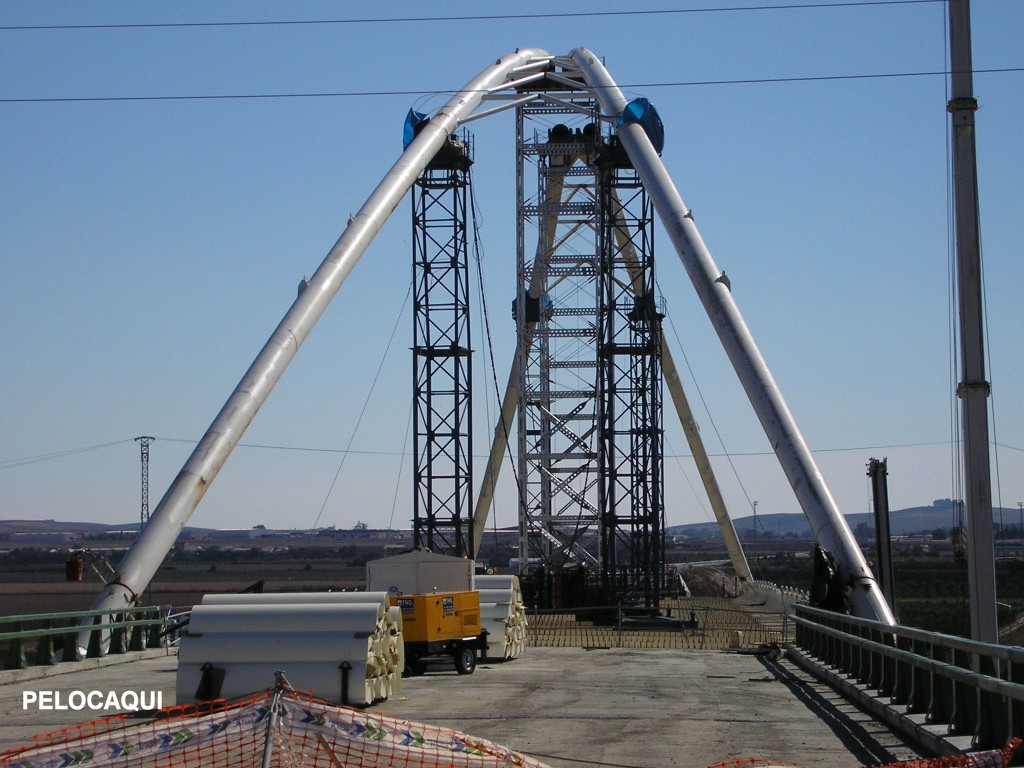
{"left": 0, "top": 563, "right": 366, "bottom": 615}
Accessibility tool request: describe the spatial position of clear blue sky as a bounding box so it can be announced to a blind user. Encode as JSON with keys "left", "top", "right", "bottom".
{"left": 2, "top": 1, "right": 1022, "bottom": 536}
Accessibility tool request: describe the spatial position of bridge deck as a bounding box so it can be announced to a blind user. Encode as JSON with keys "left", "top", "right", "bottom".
{"left": 0, "top": 646, "right": 928, "bottom": 767}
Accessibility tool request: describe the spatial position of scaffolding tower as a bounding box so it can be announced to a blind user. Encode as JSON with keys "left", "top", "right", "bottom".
{"left": 514, "top": 74, "right": 664, "bottom": 603}
{"left": 515, "top": 97, "right": 603, "bottom": 578}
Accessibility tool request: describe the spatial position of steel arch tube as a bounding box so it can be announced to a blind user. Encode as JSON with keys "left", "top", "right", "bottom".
{"left": 87, "top": 48, "right": 553, "bottom": 621}
{"left": 570, "top": 47, "right": 894, "bottom": 624}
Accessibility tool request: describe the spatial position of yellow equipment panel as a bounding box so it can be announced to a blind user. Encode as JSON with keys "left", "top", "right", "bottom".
{"left": 391, "top": 591, "right": 481, "bottom": 644}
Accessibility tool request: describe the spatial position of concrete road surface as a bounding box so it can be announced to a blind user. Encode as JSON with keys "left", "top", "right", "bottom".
{"left": 0, "top": 646, "right": 927, "bottom": 767}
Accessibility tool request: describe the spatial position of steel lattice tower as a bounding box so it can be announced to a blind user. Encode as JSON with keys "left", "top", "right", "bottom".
{"left": 411, "top": 136, "right": 474, "bottom": 557}
{"left": 515, "top": 96, "right": 604, "bottom": 579}
{"left": 135, "top": 436, "right": 154, "bottom": 529}
{"left": 597, "top": 164, "right": 665, "bottom": 607}
{"left": 513, "top": 68, "right": 665, "bottom": 604}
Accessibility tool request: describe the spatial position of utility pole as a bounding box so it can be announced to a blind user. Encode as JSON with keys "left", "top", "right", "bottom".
{"left": 948, "top": 0, "right": 997, "bottom": 643}
{"left": 135, "top": 437, "right": 154, "bottom": 530}
{"left": 867, "top": 458, "right": 896, "bottom": 609}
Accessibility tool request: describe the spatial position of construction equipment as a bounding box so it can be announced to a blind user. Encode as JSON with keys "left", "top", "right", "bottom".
{"left": 392, "top": 591, "right": 487, "bottom": 676}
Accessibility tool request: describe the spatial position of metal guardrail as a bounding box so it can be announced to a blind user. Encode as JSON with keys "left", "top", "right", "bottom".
{"left": 791, "top": 603, "right": 1024, "bottom": 749}
{"left": 1, "top": 605, "right": 170, "bottom": 669}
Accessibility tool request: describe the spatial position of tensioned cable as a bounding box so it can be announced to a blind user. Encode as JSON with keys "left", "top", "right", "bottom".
{"left": 3, "top": 68, "right": 1021, "bottom": 105}
{"left": 980, "top": 182, "right": 1004, "bottom": 530}
{"left": 664, "top": 431, "right": 717, "bottom": 525}
{"left": 468, "top": 163, "right": 527, "bottom": 534}
{"left": 659, "top": 296, "right": 760, "bottom": 521}
{"left": 0, "top": 438, "right": 135, "bottom": 469}
{"left": 387, "top": 400, "right": 414, "bottom": 531}
{"left": 3, "top": 434, "right": 962, "bottom": 466}
{"left": 311, "top": 281, "right": 412, "bottom": 530}
{"left": 467, "top": 178, "right": 504, "bottom": 546}
{"left": 0, "top": 1, "right": 947, "bottom": 32}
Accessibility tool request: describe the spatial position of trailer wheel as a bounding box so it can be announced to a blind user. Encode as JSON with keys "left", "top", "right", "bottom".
{"left": 404, "top": 655, "right": 428, "bottom": 677}
{"left": 454, "top": 646, "right": 476, "bottom": 675}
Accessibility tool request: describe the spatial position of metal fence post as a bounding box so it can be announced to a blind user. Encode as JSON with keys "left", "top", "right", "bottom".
{"left": 35, "top": 620, "right": 56, "bottom": 665}
{"left": 951, "top": 648, "right": 974, "bottom": 736}
{"left": 109, "top": 612, "right": 127, "bottom": 655}
{"left": 4, "top": 622, "right": 27, "bottom": 670}
{"left": 86, "top": 615, "right": 104, "bottom": 658}
{"left": 1012, "top": 654, "right": 1024, "bottom": 744}
{"left": 976, "top": 653, "right": 1008, "bottom": 748}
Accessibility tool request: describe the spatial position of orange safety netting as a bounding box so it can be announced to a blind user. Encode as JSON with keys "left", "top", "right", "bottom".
{"left": 0, "top": 690, "right": 554, "bottom": 768}
{"left": 861, "top": 738, "right": 1023, "bottom": 768}
{"left": 2, "top": 693, "right": 1019, "bottom": 768}
{"left": 699, "top": 738, "right": 1023, "bottom": 768}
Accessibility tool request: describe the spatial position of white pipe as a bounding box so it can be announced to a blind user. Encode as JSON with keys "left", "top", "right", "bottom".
{"left": 178, "top": 632, "right": 377, "bottom": 664}
{"left": 188, "top": 603, "right": 385, "bottom": 634}
{"left": 201, "top": 591, "right": 391, "bottom": 606}
{"left": 570, "top": 47, "right": 893, "bottom": 624}
{"left": 474, "top": 574, "right": 521, "bottom": 591}
{"left": 476, "top": 588, "right": 519, "bottom": 604}
{"left": 88, "top": 48, "right": 552, "bottom": 618}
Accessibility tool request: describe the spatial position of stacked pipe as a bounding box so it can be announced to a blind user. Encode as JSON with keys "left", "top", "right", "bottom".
{"left": 176, "top": 592, "right": 401, "bottom": 706}
{"left": 473, "top": 575, "right": 528, "bottom": 660}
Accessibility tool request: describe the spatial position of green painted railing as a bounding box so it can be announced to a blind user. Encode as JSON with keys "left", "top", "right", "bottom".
{"left": 1, "top": 605, "right": 168, "bottom": 669}
{"left": 792, "top": 603, "right": 1024, "bottom": 750}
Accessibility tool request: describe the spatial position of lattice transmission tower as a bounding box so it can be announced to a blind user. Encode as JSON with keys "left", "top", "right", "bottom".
{"left": 135, "top": 436, "right": 155, "bottom": 529}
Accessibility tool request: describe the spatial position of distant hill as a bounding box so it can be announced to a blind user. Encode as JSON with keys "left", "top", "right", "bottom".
{"left": 0, "top": 519, "right": 208, "bottom": 536}
{"left": 667, "top": 499, "right": 1016, "bottom": 540}
{"left": 3, "top": 497, "right": 1016, "bottom": 543}
{"left": 0, "top": 519, "right": 134, "bottom": 535}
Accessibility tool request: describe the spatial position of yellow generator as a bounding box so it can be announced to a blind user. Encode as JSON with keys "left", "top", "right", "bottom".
{"left": 391, "top": 591, "right": 488, "bottom": 676}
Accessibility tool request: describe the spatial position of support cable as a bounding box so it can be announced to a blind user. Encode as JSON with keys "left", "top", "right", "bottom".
{"left": 388, "top": 401, "right": 414, "bottom": 531}
{"left": 468, "top": 171, "right": 528, "bottom": 526}
{"left": 661, "top": 307, "right": 758, "bottom": 518}
{"left": 313, "top": 282, "right": 412, "bottom": 529}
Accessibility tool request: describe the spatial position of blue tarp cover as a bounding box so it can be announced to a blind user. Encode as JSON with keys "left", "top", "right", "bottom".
{"left": 617, "top": 98, "right": 665, "bottom": 155}
{"left": 403, "top": 109, "right": 430, "bottom": 149}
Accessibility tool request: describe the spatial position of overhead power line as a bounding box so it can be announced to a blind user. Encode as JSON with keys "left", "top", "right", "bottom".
{"left": 0, "top": 439, "right": 134, "bottom": 469}
{"left": 5, "top": 435, "right": 1016, "bottom": 469}
{"left": 0, "top": 2, "right": 945, "bottom": 32}
{"left": 2, "top": 67, "right": 1020, "bottom": 105}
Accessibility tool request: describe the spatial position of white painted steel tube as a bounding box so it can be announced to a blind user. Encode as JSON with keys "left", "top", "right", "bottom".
{"left": 201, "top": 591, "right": 391, "bottom": 606}
{"left": 476, "top": 589, "right": 517, "bottom": 604}
{"left": 178, "top": 660, "right": 374, "bottom": 705}
{"left": 188, "top": 603, "right": 384, "bottom": 634}
{"left": 474, "top": 574, "right": 520, "bottom": 590}
{"left": 570, "top": 47, "right": 894, "bottom": 625}
{"left": 178, "top": 632, "right": 377, "bottom": 664}
{"left": 89, "top": 48, "right": 553, "bottom": 618}
{"left": 176, "top": 631, "right": 381, "bottom": 705}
